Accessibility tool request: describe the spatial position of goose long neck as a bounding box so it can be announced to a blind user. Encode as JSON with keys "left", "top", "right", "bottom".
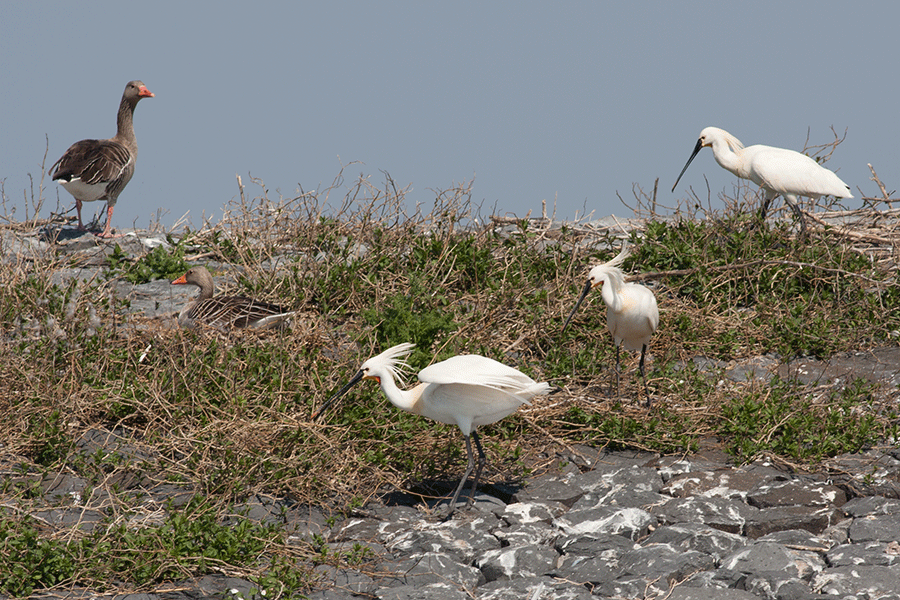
{"left": 193, "top": 272, "right": 216, "bottom": 300}
{"left": 115, "top": 95, "right": 139, "bottom": 152}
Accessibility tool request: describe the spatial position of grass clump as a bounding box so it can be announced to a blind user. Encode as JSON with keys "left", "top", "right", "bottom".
{"left": 0, "top": 498, "right": 313, "bottom": 598}
{"left": 104, "top": 236, "right": 190, "bottom": 284}
{"left": 720, "top": 377, "right": 891, "bottom": 463}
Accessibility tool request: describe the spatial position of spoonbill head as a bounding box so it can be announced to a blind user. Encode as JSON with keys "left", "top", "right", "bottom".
{"left": 313, "top": 343, "right": 551, "bottom": 517}
{"left": 563, "top": 245, "right": 659, "bottom": 404}
{"left": 672, "top": 127, "right": 852, "bottom": 235}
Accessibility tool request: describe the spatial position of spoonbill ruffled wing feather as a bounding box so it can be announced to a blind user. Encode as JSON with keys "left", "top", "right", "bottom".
{"left": 745, "top": 146, "right": 853, "bottom": 199}
{"left": 419, "top": 354, "right": 543, "bottom": 393}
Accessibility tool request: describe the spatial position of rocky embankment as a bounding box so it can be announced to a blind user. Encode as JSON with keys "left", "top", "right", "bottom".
{"left": 4, "top": 224, "right": 900, "bottom": 600}
{"left": 24, "top": 429, "right": 900, "bottom": 600}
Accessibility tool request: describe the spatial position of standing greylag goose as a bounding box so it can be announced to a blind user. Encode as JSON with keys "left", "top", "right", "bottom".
{"left": 171, "top": 266, "right": 296, "bottom": 330}
{"left": 51, "top": 80, "right": 154, "bottom": 238}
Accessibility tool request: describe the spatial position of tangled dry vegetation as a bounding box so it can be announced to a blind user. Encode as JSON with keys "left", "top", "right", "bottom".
{"left": 1, "top": 165, "right": 899, "bottom": 595}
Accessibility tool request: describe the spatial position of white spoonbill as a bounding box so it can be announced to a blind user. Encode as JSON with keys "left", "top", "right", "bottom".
{"left": 313, "top": 343, "right": 551, "bottom": 516}
{"left": 671, "top": 127, "right": 853, "bottom": 236}
{"left": 562, "top": 245, "right": 659, "bottom": 404}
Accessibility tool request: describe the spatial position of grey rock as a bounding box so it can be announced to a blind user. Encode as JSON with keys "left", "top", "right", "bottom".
{"left": 475, "top": 545, "right": 559, "bottom": 582}
{"left": 656, "top": 495, "right": 758, "bottom": 534}
{"left": 376, "top": 583, "right": 470, "bottom": 600}
{"left": 820, "top": 516, "right": 853, "bottom": 545}
{"left": 679, "top": 568, "right": 747, "bottom": 589}
{"left": 383, "top": 513, "right": 502, "bottom": 564}
{"left": 756, "top": 528, "right": 834, "bottom": 550}
{"left": 555, "top": 531, "right": 637, "bottom": 557}
{"left": 430, "top": 490, "right": 508, "bottom": 514}
{"left": 314, "top": 565, "right": 376, "bottom": 596}
{"left": 512, "top": 474, "right": 584, "bottom": 507}
{"left": 284, "top": 503, "right": 332, "bottom": 542}
{"left": 826, "top": 541, "right": 900, "bottom": 567}
{"left": 47, "top": 266, "right": 100, "bottom": 289}
{"left": 1, "top": 229, "right": 51, "bottom": 260}
{"left": 567, "top": 488, "right": 669, "bottom": 512}
{"left": 124, "top": 278, "right": 190, "bottom": 320}
{"left": 842, "top": 495, "right": 900, "bottom": 517}
{"left": 378, "top": 552, "right": 483, "bottom": 589}
{"left": 642, "top": 523, "right": 748, "bottom": 562}
{"left": 229, "top": 494, "right": 288, "bottom": 526}
{"left": 553, "top": 505, "right": 653, "bottom": 539}
{"left": 40, "top": 473, "right": 87, "bottom": 503}
{"left": 782, "top": 347, "right": 900, "bottom": 388}
{"left": 812, "top": 564, "right": 900, "bottom": 598}
{"left": 476, "top": 576, "right": 594, "bottom": 600}
{"left": 166, "top": 575, "right": 258, "bottom": 600}
{"left": 663, "top": 468, "right": 776, "bottom": 500}
{"left": 849, "top": 514, "right": 900, "bottom": 543}
{"left": 726, "top": 354, "right": 778, "bottom": 383}
{"left": 30, "top": 507, "right": 105, "bottom": 532}
{"left": 655, "top": 457, "right": 696, "bottom": 482}
{"left": 747, "top": 478, "right": 847, "bottom": 508}
{"left": 591, "top": 575, "right": 665, "bottom": 599}
{"left": 665, "top": 589, "right": 761, "bottom": 600}
{"left": 76, "top": 427, "right": 156, "bottom": 465}
{"left": 744, "top": 504, "right": 845, "bottom": 538}
{"left": 570, "top": 464, "right": 663, "bottom": 494}
{"left": 493, "top": 521, "right": 557, "bottom": 547}
{"left": 145, "top": 484, "right": 195, "bottom": 508}
{"left": 332, "top": 506, "right": 419, "bottom": 543}
{"left": 500, "top": 501, "right": 568, "bottom": 524}
{"left": 617, "top": 543, "right": 716, "bottom": 584}
{"left": 824, "top": 449, "right": 900, "bottom": 497}
{"left": 739, "top": 572, "right": 815, "bottom": 600}
{"left": 721, "top": 542, "right": 825, "bottom": 579}
{"left": 555, "top": 553, "right": 624, "bottom": 587}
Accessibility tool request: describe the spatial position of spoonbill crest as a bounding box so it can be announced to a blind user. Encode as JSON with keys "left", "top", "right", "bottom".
{"left": 313, "top": 343, "right": 551, "bottom": 517}
{"left": 671, "top": 127, "right": 853, "bottom": 236}
{"left": 562, "top": 245, "right": 659, "bottom": 404}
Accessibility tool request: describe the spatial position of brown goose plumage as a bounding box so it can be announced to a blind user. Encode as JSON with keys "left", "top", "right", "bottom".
{"left": 171, "top": 266, "right": 295, "bottom": 330}
{"left": 51, "top": 80, "right": 154, "bottom": 238}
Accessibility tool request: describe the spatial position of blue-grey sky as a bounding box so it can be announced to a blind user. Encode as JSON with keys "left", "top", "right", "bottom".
{"left": 1, "top": 2, "right": 894, "bottom": 231}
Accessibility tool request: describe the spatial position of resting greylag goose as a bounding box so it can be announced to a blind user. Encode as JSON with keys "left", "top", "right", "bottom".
{"left": 171, "top": 266, "right": 295, "bottom": 330}
{"left": 51, "top": 80, "right": 154, "bottom": 238}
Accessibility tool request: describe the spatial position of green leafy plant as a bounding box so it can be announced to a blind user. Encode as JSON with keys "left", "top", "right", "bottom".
{"left": 720, "top": 377, "right": 885, "bottom": 463}
{"left": 105, "top": 237, "right": 189, "bottom": 284}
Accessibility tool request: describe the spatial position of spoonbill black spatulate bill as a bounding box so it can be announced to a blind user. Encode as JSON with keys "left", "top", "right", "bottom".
{"left": 313, "top": 343, "right": 551, "bottom": 517}
{"left": 672, "top": 127, "right": 852, "bottom": 236}
{"left": 562, "top": 245, "right": 658, "bottom": 405}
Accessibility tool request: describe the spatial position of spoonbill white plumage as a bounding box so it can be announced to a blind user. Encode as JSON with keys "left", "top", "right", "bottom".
{"left": 313, "top": 343, "right": 551, "bottom": 516}
{"left": 671, "top": 127, "right": 853, "bottom": 235}
{"left": 562, "top": 245, "right": 659, "bottom": 404}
